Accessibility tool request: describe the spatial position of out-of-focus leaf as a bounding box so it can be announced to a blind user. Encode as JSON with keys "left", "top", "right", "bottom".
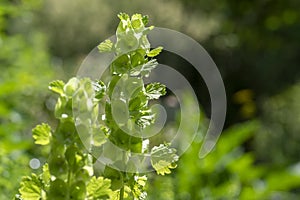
{"left": 217, "top": 121, "right": 259, "bottom": 156}
{"left": 49, "top": 179, "right": 67, "bottom": 199}
{"left": 266, "top": 170, "right": 300, "bottom": 191}
{"left": 70, "top": 181, "right": 86, "bottom": 200}
{"left": 32, "top": 123, "right": 52, "bottom": 145}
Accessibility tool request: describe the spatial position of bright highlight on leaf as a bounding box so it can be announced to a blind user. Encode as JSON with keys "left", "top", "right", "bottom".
{"left": 19, "top": 174, "right": 43, "bottom": 200}
{"left": 147, "top": 46, "right": 163, "bottom": 57}
{"left": 48, "top": 80, "right": 65, "bottom": 95}
{"left": 131, "top": 175, "right": 147, "bottom": 200}
{"left": 151, "top": 144, "right": 179, "bottom": 175}
{"left": 145, "top": 82, "right": 166, "bottom": 99}
{"left": 32, "top": 123, "right": 52, "bottom": 145}
{"left": 98, "top": 39, "right": 114, "bottom": 53}
{"left": 93, "top": 80, "right": 106, "bottom": 100}
{"left": 41, "top": 164, "right": 50, "bottom": 186}
{"left": 87, "top": 177, "right": 113, "bottom": 200}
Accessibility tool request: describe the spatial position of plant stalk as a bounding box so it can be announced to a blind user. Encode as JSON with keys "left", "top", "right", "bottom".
{"left": 119, "top": 186, "right": 124, "bottom": 200}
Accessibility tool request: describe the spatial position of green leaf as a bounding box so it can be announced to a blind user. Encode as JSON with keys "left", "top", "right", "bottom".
{"left": 145, "top": 82, "right": 166, "bottom": 99}
{"left": 65, "top": 145, "right": 86, "bottom": 174}
{"left": 93, "top": 80, "right": 106, "bottom": 100}
{"left": 131, "top": 175, "right": 147, "bottom": 200}
{"left": 151, "top": 144, "right": 179, "bottom": 175}
{"left": 130, "top": 59, "right": 158, "bottom": 77}
{"left": 142, "top": 59, "right": 158, "bottom": 73}
{"left": 118, "top": 13, "right": 130, "bottom": 21}
{"left": 41, "top": 164, "right": 51, "bottom": 186}
{"left": 142, "top": 15, "right": 149, "bottom": 26}
{"left": 103, "top": 166, "right": 124, "bottom": 190}
{"left": 131, "top": 14, "right": 144, "bottom": 30}
{"left": 111, "top": 54, "right": 130, "bottom": 74}
{"left": 135, "top": 109, "right": 155, "bottom": 129}
{"left": 49, "top": 179, "right": 67, "bottom": 199}
{"left": 48, "top": 80, "right": 65, "bottom": 95}
{"left": 65, "top": 145, "right": 77, "bottom": 167}
{"left": 98, "top": 39, "right": 114, "bottom": 53}
{"left": 147, "top": 47, "right": 163, "bottom": 57}
{"left": 19, "top": 174, "right": 43, "bottom": 200}
{"left": 110, "top": 188, "right": 130, "bottom": 200}
{"left": 130, "top": 51, "right": 145, "bottom": 68}
{"left": 32, "top": 123, "right": 52, "bottom": 145}
{"left": 92, "top": 125, "right": 108, "bottom": 147}
{"left": 70, "top": 181, "right": 86, "bottom": 200}
{"left": 54, "top": 96, "right": 68, "bottom": 119}
{"left": 139, "top": 34, "right": 151, "bottom": 50}
{"left": 114, "top": 13, "right": 153, "bottom": 55}
{"left": 117, "top": 13, "right": 130, "bottom": 34}
{"left": 116, "top": 32, "right": 139, "bottom": 54}
{"left": 87, "top": 176, "right": 112, "bottom": 200}
{"left": 123, "top": 76, "right": 144, "bottom": 99}
{"left": 48, "top": 153, "right": 68, "bottom": 178}
{"left": 128, "top": 91, "right": 148, "bottom": 111}
{"left": 64, "top": 77, "right": 79, "bottom": 97}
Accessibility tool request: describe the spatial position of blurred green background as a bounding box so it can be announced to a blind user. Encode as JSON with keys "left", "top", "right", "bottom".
{"left": 1, "top": 0, "right": 300, "bottom": 199}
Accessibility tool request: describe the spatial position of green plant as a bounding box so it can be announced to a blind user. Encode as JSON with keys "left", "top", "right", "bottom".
{"left": 15, "top": 13, "right": 178, "bottom": 200}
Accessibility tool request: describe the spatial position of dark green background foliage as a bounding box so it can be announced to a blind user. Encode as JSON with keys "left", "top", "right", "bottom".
{"left": 1, "top": 0, "right": 300, "bottom": 199}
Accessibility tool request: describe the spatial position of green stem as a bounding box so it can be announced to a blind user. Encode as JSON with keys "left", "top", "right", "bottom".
{"left": 119, "top": 186, "right": 124, "bottom": 200}
{"left": 66, "top": 168, "right": 72, "bottom": 200}
{"left": 119, "top": 171, "right": 125, "bottom": 200}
